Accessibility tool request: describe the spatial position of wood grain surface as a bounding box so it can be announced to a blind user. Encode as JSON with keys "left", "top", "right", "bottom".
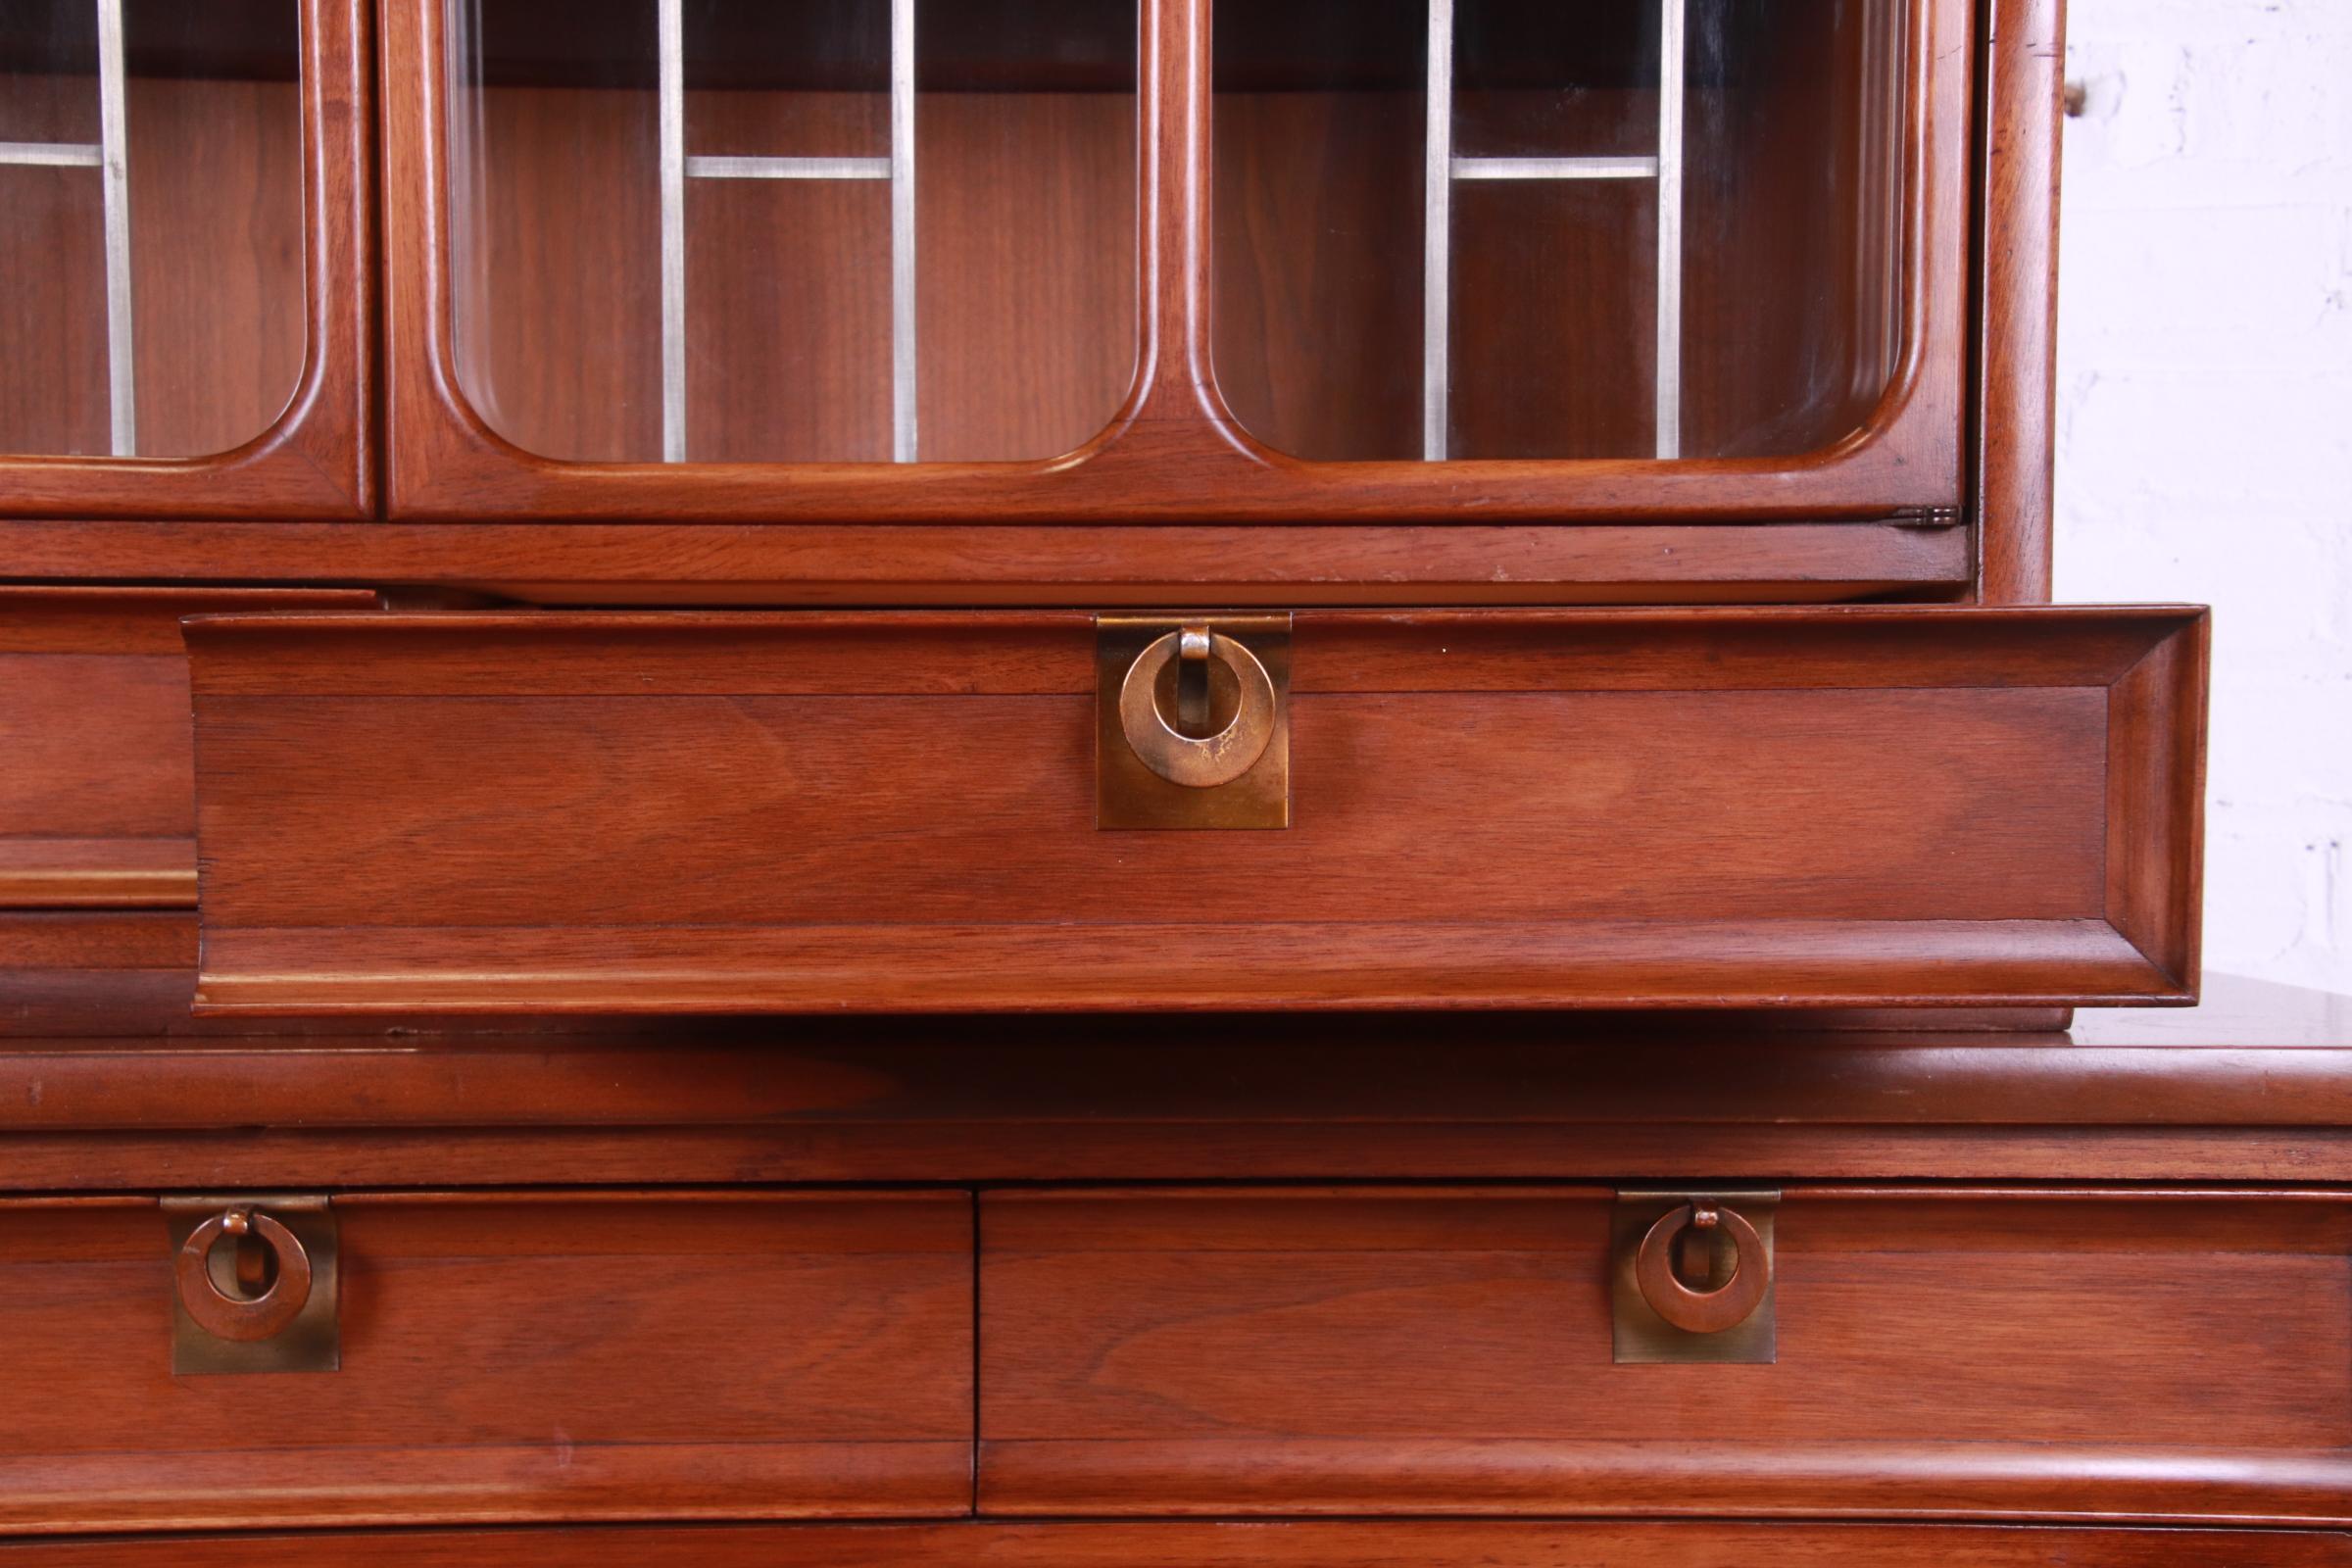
{"left": 1, "top": 971, "right": 2345, "bottom": 1187}
{"left": 5, "top": 1521, "right": 2347, "bottom": 1567}
{"left": 0, "top": 517, "right": 1975, "bottom": 606}
{"left": 0, "top": 1191, "right": 973, "bottom": 1535}
{"left": 0, "top": 588, "right": 374, "bottom": 908}
{"left": 183, "top": 607, "right": 2204, "bottom": 1013}
{"left": 979, "top": 1186, "right": 2352, "bottom": 1522}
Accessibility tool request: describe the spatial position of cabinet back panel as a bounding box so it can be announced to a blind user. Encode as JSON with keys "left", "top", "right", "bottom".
{"left": 451, "top": 84, "right": 1133, "bottom": 465}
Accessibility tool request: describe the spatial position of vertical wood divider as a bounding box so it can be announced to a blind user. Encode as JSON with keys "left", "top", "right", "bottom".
{"left": 1123, "top": 0, "right": 1227, "bottom": 441}
{"left": 1976, "top": 0, "right": 2065, "bottom": 604}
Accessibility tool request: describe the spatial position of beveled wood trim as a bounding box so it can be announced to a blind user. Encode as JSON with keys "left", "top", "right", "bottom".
{"left": 381, "top": 0, "right": 1973, "bottom": 526}
{"left": 16, "top": 1031, "right": 2352, "bottom": 1136}
{"left": 975, "top": 1439, "right": 2352, "bottom": 1526}
{"left": 0, "top": 587, "right": 380, "bottom": 654}
{"left": 179, "top": 605, "right": 2191, "bottom": 697}
{"left": 0, "top": 519, "right": 1974, "bottom": 605}
{"left": 2105, "top": 616, "right": 2209, "bottom": 989}
{"left": 190, "top": 919, "right": 2180, "bottom": 1016}
{"left": 1976, "top": 0, "right": 2065, "bottom": 603}
{"left": 0, "top": 1446, "right": 974, "bottom": 1538}
{"left": 0, "top": 0, "right": 374, "bottom": 519}
{"left": 11, "top": 1126, "right": 2350, "bottom": 1194}
{"left": 0, "top": 839, "right": 193, "bottom": 907}
{"left": 6, "top": 1522, "right": 2344, "bottom": 1567}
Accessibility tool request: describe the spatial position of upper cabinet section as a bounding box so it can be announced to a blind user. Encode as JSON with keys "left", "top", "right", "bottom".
{"left": 1214, "top": 0, "right": 1908, "bottom": 465}
{"left": 443, "top": 0, "right": 1138, "bottom": 466}
{"left": 0, "top": 0, "right": 373, "bottom": 519}
{"left": 386, "top": 0, "right": 1973, "bottom": 524}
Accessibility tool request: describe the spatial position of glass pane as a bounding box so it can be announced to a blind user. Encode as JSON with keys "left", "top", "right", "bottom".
{"left": 0, "top": 0, "right": 306, "bottom": 460}
{"left": 447, "top": 0, "right": 1139, "bottom": 466}
{"left": 1213, "top": 0, "right": 1908, "bottom": 464}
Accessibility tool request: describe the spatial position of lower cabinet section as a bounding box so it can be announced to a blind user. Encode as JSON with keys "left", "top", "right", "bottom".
{"left": 0, "top": 1191, "right": 974, "bottom": 1535}
{"left": 978, "top": 1187, "right": 2352, "bottom": 1524}
{"left": 11, "top": 1180, "right": 2352, "bottom": 1539}
{"left": 2, "top": 1523, "right": 2349, "bottom": 1566}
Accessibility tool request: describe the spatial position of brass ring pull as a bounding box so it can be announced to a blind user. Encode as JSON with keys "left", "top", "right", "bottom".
{"left": 1634, "top": 1202, "right": 1771, "bottom": 1335}
{"left": 1117, "top": 627, "right": 1277, "bottom": 789}
{"left": 174, "top": 1209, "right": 313, "bottom": 1343}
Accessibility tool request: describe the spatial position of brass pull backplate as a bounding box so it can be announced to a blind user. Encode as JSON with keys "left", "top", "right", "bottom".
{"left": 165, "top": 1195, "right": 340, "bottom": 1374}
{"left": 1098, "top": 613, "right": 1292, "bottom": 830}
{"left": 1612, "top": 1189, "right": 1779, "bottom": 1364}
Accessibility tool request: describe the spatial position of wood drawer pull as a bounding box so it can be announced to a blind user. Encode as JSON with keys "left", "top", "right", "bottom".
{"left": 1634, "top": 1202, "right": 1771, "bottom": 1335}
{"left": 1117, "top": 625, "right": 1277, "bottom": 789}
{"left": 174, "top": 1209, "right": 313, "bottom": 1343}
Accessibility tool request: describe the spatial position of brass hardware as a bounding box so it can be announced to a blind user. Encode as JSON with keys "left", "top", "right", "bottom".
{"left": 166, "top": 1196, "right": 339, "bottom": 1374}
{"left": 1612, "top": 1189, "right": 1778, "bottom": 1364}
{"left": 1099, "top": 613, "right": 1291, "bottom": 829}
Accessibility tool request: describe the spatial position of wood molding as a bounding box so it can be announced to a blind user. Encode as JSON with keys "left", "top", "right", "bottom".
{"left": 7, "top": 1522, "right": 2346, "bottom": 1567}
{"left": 1976, "top": 0, "right": 2066, "bottom": 602}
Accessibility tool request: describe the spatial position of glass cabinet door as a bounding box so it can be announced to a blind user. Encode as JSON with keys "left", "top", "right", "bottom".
{"left": 0, "top": 0, "right": 306, "bottom": 462}
{"left": 443, "top": 0, "right": 1138, "bottom": 466}
{"left": 1212, "top": 0, "right": 1908, "bottom": 464}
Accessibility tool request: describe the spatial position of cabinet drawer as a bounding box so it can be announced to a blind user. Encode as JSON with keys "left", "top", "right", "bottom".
{"left": 0, "top": 1191, "right": 972, "bottom": 1534}
{"left": 0, "top": 589, "right": 371, "bottom": 908}
{"left": 6, "top": 1523, "right": 2349, "bottom": 1567}
{"left": 978, "top": 1187, "right": 2352, "bottom": 1524}
{"left": 183, "top": 606, "right": 2205, "bottom": 1013}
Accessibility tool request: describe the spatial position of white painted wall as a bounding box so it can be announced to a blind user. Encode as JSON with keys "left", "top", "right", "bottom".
{"left": 2058, "top": 0, "right": 2352, "bottom": 990}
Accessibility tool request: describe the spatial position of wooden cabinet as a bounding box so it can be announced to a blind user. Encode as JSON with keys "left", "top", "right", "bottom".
{"left": 0, "top": 0, "right": 372, "bottom": 518}
{"left": 0, "top": 0, "right": 2302, "bottom": 1561}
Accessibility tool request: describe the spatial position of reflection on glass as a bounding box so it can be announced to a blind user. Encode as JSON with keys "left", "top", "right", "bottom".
{"left": 1213, "top": 0, "right": 1908, "bottom": 463}
{"left": 0, "top": 0, "right": 305, "bottom": 460}
{"left": 446, "top": 0, "right": 1138, "bottom": 465}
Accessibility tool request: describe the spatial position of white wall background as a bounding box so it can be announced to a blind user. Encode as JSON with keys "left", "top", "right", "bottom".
{"left": 2058, "top": 0, "right": 2352, "bottom": 991}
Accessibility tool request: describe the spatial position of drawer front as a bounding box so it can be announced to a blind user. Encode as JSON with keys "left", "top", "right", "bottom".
{"left": 0, "top": 589, "right": 373, "bottom": 909}
{"left": 5, "top": 1523, "right": 2348, "bottom": 1567}
{"left": 183, "top": 606, "right": 2205, "bottom": 1013}
{"left": 0, "top": 1191, "right": 973, "bottom": 1534}
{"left": 978, "top": 1188, "right": 2352, "bottom": 1523}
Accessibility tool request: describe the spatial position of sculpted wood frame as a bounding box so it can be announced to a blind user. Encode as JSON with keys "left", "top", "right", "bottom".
{"left": 0, "top": 0, "right": 374, "bottom": 521}
{"left": 362, "top": 0, "right": 1977, "bottom": 608}
{"left": 385, "top": 0, "right": 1973, "bottom": 526}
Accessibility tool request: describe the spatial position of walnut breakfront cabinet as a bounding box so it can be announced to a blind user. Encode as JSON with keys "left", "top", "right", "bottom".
{"left": 2, "top": 2, "right": 2344, "bottom": 1565}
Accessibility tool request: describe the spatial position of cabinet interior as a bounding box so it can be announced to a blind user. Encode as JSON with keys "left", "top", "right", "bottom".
{"left": 1213, "top": 0, "right": 1909, "bottom": 463}
{"left": 443, "top": 0, "right": 1908, "bottom": 470}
